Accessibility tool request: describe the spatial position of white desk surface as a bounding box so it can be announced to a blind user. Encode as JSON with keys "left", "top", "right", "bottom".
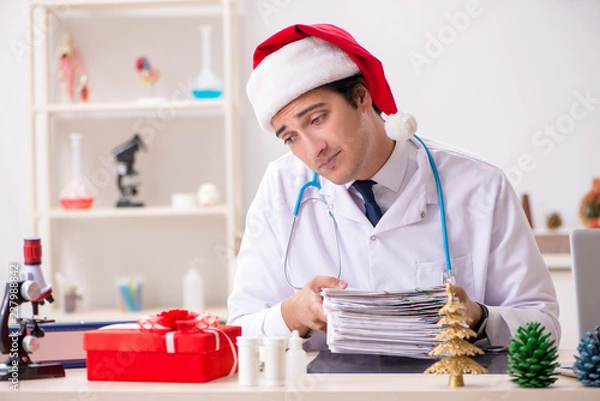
{"left": 2, "top": 350, "right": 598, "bottom": 401}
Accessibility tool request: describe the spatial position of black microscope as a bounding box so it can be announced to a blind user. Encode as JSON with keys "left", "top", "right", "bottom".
{"left": 113, "top": 133, "right": 147, "bottom": 207}
{"left": 0, "top": 238, "right": 65, "bottom": 380}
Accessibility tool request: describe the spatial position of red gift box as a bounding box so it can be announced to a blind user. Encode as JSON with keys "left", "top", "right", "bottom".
{"left": 83, "top": 310, "right": 240, "bottom": 383}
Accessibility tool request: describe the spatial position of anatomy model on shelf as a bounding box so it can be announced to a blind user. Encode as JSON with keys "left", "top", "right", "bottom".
{"left": 78, "top": 74, "right": 90, "bottom": 103}
{"left": 56, "top": 33, "right": 87, "bottom": 104}
{"left": 135, "top": 56, "right": 165, "bottom": 104}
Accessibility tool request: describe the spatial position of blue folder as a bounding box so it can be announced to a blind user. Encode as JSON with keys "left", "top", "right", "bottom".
{"left": 11, "top": 320, "right": 135, "bottom": 369}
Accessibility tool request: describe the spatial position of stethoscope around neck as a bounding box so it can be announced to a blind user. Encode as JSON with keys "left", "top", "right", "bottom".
{"left": 283, "top": 134, "right": 454, "bottom": 290}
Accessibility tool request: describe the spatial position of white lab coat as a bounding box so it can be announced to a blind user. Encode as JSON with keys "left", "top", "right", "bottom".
{"left": 228, "top": 132, "right": 560, "bottom": 351}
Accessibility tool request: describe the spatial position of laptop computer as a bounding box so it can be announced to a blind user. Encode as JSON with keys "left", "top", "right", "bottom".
{"left": 557, "top": 229, "right": 600, "bottom": 377}
{"left": 570, "top": 228, "right": 600, "bottom": 339}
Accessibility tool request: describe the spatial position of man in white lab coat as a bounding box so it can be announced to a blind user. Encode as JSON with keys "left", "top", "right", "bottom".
{"left": 228, "top": 24, "right": 560, "bottom": 350}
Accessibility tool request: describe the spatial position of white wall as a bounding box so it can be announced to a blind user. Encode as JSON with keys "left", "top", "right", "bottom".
{"left": 238, "top": 0, "right": 600, "bottom": 227}
{"left": 1, "top": 0, "right": 32, "bottom": 282}
{"left": 1, "top": 0, "right": 599, "bottom": 339}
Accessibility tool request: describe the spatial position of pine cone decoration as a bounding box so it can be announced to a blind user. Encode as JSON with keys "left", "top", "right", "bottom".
{"left": 507, "top": 322, "right": 559, "bottom": 387}
{"left": 545, "top": 212, "right": 562, "bottom": 230}
{"left": 574, "top": 326, "right": 600, "bottom": 387}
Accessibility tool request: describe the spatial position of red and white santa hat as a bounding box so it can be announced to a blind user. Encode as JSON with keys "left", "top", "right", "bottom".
{"left": 246, "top": 24, "right": 417, "bottom": 140}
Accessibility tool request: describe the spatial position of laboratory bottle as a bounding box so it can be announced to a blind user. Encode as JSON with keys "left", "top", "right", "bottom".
{"left": 263, "top": 337, "right": 287, "bottom": 386}
{"left": 285, "top": 330, "right": 307, "bottom": 387}
{"left": 236, "top": 337, "right": 260, "bottom": 386}
{"left": 59, "top": 133, "right": 94, "bottom": 209}
{"left": 182, "top": 267, "right": 205, "bottom": 312}
{"left": 190, "top": 25, "right": 223, "bottom": 99}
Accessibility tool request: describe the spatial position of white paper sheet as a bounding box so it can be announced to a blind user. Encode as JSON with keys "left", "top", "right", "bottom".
{"left": 323, "top": 286, "right": 447, "bottom": 358}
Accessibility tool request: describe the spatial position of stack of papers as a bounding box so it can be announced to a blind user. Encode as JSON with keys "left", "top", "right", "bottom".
{"left": 323, "top": 286, "right": 447, "bottom": 358}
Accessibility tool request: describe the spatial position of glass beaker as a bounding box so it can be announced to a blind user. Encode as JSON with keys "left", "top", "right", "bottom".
{"left": 59, "top": 133, "right": 94, "bottom": 209}
{"left": 190, "top": 25, "right": 223, "bottom": 99}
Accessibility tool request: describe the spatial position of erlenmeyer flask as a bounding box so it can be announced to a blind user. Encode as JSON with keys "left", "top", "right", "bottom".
{"left": 59, "top": 133, "right": 94, "bottom": 210}
{"left": 190, "top": 25, "right": 223, "bottom": 99}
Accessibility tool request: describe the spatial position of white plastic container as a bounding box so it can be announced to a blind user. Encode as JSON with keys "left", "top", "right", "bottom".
{"left": 263, "top": 337, "right": 287, "bottom": 386}
{"left": 236, "top": 337, "right": 260, "bottom": 386}
{"left": 285, "top": 330, "right": 307, "bottom": 387}
{"left": 171, "top": 193, "right": 196, "bottom": 209}
{"left": 182, "top": 267, "right": 205, "bottom": 312}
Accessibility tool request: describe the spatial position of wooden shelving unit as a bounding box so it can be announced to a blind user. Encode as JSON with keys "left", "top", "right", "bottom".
{"left": 32, "top": 99, "right": 225, "bottom": 114}
{"left": 38, "top": 205, "right": 228, "bottom": 219}
{"left": 27, "top": 0, "right": 241, "bottom": 318}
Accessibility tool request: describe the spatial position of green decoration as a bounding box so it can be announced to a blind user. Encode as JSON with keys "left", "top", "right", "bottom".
{"left": 574, "top": 326, "right": 600, "bottom": 387}
{"left": 507, "top": 322, "right": 559, "bottom": 388}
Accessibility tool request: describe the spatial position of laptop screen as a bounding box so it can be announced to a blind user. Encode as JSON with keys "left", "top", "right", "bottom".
{"left": 570, "top": 228, "right": 600, "bottom": 339}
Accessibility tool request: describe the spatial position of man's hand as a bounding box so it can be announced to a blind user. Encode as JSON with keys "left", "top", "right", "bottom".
{"left": 281, "top": 275, "right": 348, "bottom": 337}
{"left": 452, "top": 285, "right": 483, "bottom": 329}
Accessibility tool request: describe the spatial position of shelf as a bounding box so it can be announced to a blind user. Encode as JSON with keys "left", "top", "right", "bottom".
{"left": 543, "top": 253, "right": 572, "bottom": 271}
{"left": 30, "top": 0, "right": 221, "bottom": 9}
{"left": 33, "top": 99, "right": 226, "bottom": 115}
{"left": 48, "top": 304, "right": 229, "bottom": 323}
{"left": 39, "top": 205, "right": 228, "bottom": 219}
{"left": 534, "top": 231, "right": 571, "bottom": 254}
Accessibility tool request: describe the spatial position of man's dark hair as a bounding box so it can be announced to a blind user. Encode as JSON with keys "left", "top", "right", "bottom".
{"left": 322, "top": 74, "right": 383, "bottom": 116}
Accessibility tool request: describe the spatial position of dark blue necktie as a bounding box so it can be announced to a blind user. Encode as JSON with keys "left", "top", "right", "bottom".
{"left": 352, "top": 180, "right": 383, "bottom": 226}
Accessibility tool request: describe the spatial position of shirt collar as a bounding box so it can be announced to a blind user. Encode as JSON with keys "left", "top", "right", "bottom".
{"left": 343, "top": 140, "right": 409, "bottom": 192}
{"left": 371, "top": 140, "right": 409, "bottom": 192}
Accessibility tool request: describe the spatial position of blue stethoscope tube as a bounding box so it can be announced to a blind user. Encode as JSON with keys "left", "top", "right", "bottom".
{"left": 284, "top": 134, "right": 452, "bottom": 289}
{"left": 412, "top": 135, "right": 453, "bottom": 280}
{"left": 293, "top": 172, "right": 322, "bottom": 216}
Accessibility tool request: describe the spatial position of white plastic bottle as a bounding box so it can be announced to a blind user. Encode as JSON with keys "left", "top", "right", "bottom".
{"left": 236, "top": 337, "right": 260, "bottom": 386}
{"left": 182, "top": 267, "right": 205, "bottom": 312}
{"left": 263, "top": 337, "right": 287, "bottom": 386}
{"left": 285, "top": 330, "right": 307, "bottom": 387}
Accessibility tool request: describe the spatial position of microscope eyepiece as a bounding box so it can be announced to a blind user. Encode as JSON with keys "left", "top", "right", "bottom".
{"left": 24, "top": 238, "right": 42, "bottom": 265}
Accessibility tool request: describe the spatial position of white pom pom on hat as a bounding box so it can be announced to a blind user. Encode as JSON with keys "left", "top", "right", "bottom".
{"left": 384, "top": 111, "right": 418, "bottom": 142}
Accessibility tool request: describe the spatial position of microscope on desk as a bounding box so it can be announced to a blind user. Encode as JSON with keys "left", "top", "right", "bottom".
{"left": 0, "top": 238, "right": 65, "bottom": 380}
{"left": 114, "top": 133, "right": 147, "bottom": 207}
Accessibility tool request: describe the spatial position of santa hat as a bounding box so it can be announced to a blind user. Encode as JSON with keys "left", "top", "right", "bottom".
{"left": 246, "top": 24, "right": 417, "bottom": 140}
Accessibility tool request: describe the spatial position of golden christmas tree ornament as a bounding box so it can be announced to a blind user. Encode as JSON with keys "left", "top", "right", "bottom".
{"left": 424, "top": 281, "right": 488, "bottom": 387}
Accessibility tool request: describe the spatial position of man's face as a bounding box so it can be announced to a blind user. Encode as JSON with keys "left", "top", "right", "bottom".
{"left": 271, "top": 87, "right": 378, "bottom": 185}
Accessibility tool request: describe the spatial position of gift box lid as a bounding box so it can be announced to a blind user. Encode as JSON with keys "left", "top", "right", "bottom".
{"left": 84, "top": 323, "right": 241, "bottom": 355}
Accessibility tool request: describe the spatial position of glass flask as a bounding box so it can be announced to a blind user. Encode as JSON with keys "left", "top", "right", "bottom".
{"left": 190, "top": 25, "right": 223, "bottom": 99}
{"left": 59, "top": 133, "right": 94, "bottom": 210}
